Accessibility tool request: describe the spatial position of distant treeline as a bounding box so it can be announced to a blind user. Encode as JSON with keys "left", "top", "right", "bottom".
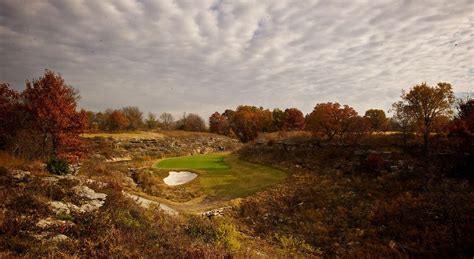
{"left": 85, "top": 109, "right": 206, "bottom": 132}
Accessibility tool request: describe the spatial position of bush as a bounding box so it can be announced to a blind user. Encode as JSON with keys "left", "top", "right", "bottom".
{"left": 46, "top": 157, "right": 71, "bottom": 175}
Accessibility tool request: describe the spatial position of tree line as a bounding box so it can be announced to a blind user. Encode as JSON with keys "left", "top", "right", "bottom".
{"left": 85, "top": 108, "right": 205, "bottom": 132}
{"left": 1, "top": 70, "right": 473, "bottom": 159}
{"left": 209, "top": 82, "right": 473, "bottom": 151}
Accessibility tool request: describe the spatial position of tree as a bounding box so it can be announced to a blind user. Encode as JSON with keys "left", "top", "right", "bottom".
{"left": 394, "top": 82, "right": 455, "bottom": 150}
{"left": 457, "top": 97, "right": 474, "bottom": 133}
{"left": 209, "top": 112, "right": 230, "bottom": 135}
{"left": 364, "top": 109, "right": 387, "bottom": 131}
{"left": 160, "top": 112, "right": 174, "bottom": 130}
{"left": 176, "top": 113, "right": 206, "bottom": 131}
{"left": 391, "top": 101, "right": 416, "bottom": 146}
{"left": 0, "top": 83, "right": 21, "bottom": 148}
{"left": 108, "top": 110, "right": 129, "bottom": 131}
{"left": 145, "top": 112, "right": 159, "bottom": 129}
{"left": 306, "top": 102, "right": 358, "bottom": 142}
{"left": 271, "top": 108, "right": 286, "bottom": 131}
{"left": 347, "top": 116, "right": 371, "bottom": 144}
{"left": 448, "top": 96, "right": 474, "bottom": 148}
{"left": 231, "top": 106, "right": 271, "bottom": 142}
{"left": 284, "top": 108, "right": 305, "bottom": 131}
{"left": 22, "top": 70, "right": 87, "bottom": 156}
{"left": 122, "top": 106, "right": 143, "bottom": 130}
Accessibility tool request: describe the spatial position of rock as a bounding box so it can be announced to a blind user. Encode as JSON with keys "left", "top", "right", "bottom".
{"left": 49, "top": 185, "right": 107, "bottom": 215}
{"left": 73, "top": 185, "right": 107, "bottom": 200}
{"left": 105, "top": 156, "right": 132, "bottom": 162}
{"left": 78, "top": 199, "right": 106, "bottom": 213}
{"left": 201, "top": 206, "right": 231, "bottom": 218}
{"left": 11, "top": 170, "right": 31, "bottom": 180}
{"left": 50, "top": 234, "right": 70, "bottom": 242}
{"left": 36, "top": 217, "right": 69, "bottom": 229}
{"left": 85, "top": 178, "right": 108, "bottom": 188}
{"left": 123, "top": 192, "right": 178, "bottom": 216}
{"left": 48, "top": 201, "right": 71, "bottom": 214}
{"left": 42, "top": 176, "right": 59, "bottom": 183}
{"left": 389, "top": 240, "right": 397, "bottom": 249}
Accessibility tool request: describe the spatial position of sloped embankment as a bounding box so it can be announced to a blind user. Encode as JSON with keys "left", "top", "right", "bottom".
{"left": 88, "top": 132, "right": 241, "bottom": 160}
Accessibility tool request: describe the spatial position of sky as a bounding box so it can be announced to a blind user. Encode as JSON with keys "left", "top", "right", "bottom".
{"left": 0, "top": 0, "right": 473, "bottom": 119}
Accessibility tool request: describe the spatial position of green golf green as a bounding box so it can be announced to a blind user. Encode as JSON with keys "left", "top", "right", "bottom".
{"left": 155, "top": 154, "right": 230, "bottom": 170}
{"left": 154, "top": 154, "right": 286, "bottom": 199}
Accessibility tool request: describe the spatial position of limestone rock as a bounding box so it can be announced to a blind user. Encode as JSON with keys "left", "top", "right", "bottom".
{"left": 11, "top": 170, "right": 31, "bottom": 180}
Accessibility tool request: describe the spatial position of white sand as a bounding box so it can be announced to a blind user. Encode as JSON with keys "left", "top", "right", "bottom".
{"left": 163, "top": 171, "right": 198, "bottom": 186}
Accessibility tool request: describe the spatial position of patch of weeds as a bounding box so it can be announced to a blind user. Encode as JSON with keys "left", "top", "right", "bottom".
{"left": 216, "top": 221, "right": 241, "bottom": 252}
{"left": 274, "top": 233, "right": 319, "bottom": 256}
{"left": 46, "top": 157, "right": 71, "bottom": 175}
{"left": 116, "top": 209, "right": 143, "bottom": 229}
{"left": 56, "top": 212, "right": 74, "bottom": 221}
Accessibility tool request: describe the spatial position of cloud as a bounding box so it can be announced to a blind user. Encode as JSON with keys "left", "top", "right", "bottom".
{"left": 0, "top": 0, "right": 473, "bottom": 118}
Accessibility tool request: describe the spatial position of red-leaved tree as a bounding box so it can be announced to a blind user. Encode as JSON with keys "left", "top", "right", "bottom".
{"left": 284, "top": 108, "right": 305, "bottom": 131}
{"left": 209, "top": 112, "right": 231, "bottom": 135}
{"left": 22, "top": 70, "right": 87, "bottom": 157}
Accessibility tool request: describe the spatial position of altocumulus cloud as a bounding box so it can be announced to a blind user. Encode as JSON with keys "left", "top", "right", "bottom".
{"left": 0, "top": 0, "right": 473, "bottom": 117}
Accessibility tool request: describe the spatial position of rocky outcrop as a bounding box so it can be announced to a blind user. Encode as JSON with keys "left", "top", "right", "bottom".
{"left": 91, "top": 135, "right": 241, "bottom": 160}
{"left": 48, "top": 185, "right": 107, "bottom": 215}
{"left": 123, "top": 192, "right": 178, "bottom": 216}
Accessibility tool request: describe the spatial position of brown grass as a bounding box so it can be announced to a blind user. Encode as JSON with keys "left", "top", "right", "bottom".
{"left": 236, "top": 141, "right": 474, "bottom": 257}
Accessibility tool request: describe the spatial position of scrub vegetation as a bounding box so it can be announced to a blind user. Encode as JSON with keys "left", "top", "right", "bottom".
{"left": 0, "top": 70, "right": 472, "bottom": 257}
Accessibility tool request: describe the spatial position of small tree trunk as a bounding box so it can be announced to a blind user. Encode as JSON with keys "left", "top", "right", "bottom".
{"left": 423, "top": 130, "right": 429, "bottom": 153}
{"left": 52, "top": 136, "right": 59, "bottom": 156}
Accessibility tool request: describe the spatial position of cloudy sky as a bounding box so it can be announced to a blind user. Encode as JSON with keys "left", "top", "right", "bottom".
{"left": 0, "top": 0, "right": 473, "bottom": 118}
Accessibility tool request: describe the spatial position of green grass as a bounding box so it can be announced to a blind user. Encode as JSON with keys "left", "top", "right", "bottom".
{"left": 155, "top": 154, "right": 230, "bottom": 170}
{"left": 154, "top": 154, "right": 286, "bottom": 200}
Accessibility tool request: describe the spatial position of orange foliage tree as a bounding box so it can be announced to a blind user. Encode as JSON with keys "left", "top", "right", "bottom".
{"left": 22, "top": 70, "right": 87, "bottom": 157}
{"left": 306, "top": 102, "right": 358, "bottom": 142}
{"left": 209, "top": 112, "right": 230, "bottom": 135}
{"left": 394, "top": 82, "right": 455, "bottom": 150}
{"left": 231, "top": 106, "right": 272, "bottom": 142}
{"left": 108, "top": 110, "right": 129, "bottom": 131}
{"left": 284, "top": 108, "right": 305, "bottom": 131}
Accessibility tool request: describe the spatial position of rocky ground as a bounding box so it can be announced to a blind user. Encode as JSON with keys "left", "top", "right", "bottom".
{"left": 89, "top": 134, "right": 241, "bottom": 161}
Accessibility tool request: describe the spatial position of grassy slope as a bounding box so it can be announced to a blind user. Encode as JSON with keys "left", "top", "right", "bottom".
{"left": 154, "top": 154, "right": 286, "bottom": 200}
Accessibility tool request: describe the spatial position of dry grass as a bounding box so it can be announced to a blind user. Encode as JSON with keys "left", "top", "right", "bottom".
{"left": 237, "top": 141, "right": 474, "bottom": 257}
{"left": 0, "top": 151, "right": 45, "bottom": 172}
{"left": 160, "top": 130, "right": 225, "bottom": 138}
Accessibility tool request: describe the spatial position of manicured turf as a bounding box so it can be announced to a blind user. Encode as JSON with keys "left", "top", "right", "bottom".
{"left": 155, "top": 154, "right": 230, "bottom": 170}
{"left": 154, "top": 154, "right": 286, "bottom": 199}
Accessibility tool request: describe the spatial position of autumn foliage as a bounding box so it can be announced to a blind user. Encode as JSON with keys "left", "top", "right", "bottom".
{"left": 0, "top": 83, "right": 21, "bottom": 148}
{"left": 0, "top": 70, "right": 87, "bottom": 158}
{"left": 306, "top": 102, "right": 367, "bottom": 142}
{"left": 284, "top": 108, "right": 305, "bottom": 131}
{"left": 393, "top": 82, "right": 455, "bottom": 150}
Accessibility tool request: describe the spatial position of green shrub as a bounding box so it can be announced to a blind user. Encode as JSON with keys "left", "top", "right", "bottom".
{"left": 216, "top": 222, "right": 241, "bottom": 251}
{"left": 56, "top": 212, "right": 74, "bottom": 221}
{"left": 46, "top": 157, "right": 71, "bottom": 175}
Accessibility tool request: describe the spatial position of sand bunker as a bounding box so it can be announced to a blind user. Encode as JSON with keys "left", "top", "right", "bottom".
{"left": 164, "top": 171, "right": 198, "bottom": 186}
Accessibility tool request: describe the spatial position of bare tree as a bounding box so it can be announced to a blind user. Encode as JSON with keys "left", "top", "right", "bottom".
{"left": 159, "top": 112, "right": 174, "bottom": 130}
